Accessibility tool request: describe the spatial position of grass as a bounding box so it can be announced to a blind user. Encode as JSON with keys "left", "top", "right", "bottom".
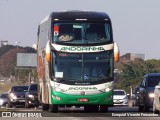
{"left": 0, "top": 108, "right": 9, "bottom": 111}
{"left": 0, "top": 84, "right": 12, "bottom": 93}
{"left": 0, "top": 81, "right": 27, "bottom": 93}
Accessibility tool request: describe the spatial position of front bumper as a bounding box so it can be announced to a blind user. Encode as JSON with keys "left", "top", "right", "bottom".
{"left": 113, "top": 99, "right": 128, "bottom": 106}
{"left": 51, "top": 90, "right": 113, "bottom": 106}
{"left": 10, "top": 98, "right": 25, "bottom": 105}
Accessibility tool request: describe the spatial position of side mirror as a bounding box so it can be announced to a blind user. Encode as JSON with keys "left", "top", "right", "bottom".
{"left": 46, "top": 41, "right": 51, "bottom": 62}
{"left": 114, "top": 42, "right": 120, "bottom": 62}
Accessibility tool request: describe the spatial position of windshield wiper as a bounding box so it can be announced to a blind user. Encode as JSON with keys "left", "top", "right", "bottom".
{"left": 86, "top": 76, "right": 111, "bottom": 81}
{"left": 88, "top": 76, "right": 106, "bottom": 79}
{"left": 56, "top": 78, "right": 79, "bottom": 82}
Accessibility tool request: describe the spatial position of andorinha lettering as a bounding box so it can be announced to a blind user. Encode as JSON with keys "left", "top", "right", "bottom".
{"left": 69, "top": 87, "right": 97, "bottom": 90}
{"left": 60, "top": 46, "right": 105, "bottom": 52}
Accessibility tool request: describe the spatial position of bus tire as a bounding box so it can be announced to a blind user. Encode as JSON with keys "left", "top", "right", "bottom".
{"left": 42, "top": 103, "right": 49, "bottom": 111}
{"left": 100, "top": 105, "right": 108, "bottom": 112}
{"left": 49, "top": 104, "right": 58, "bottom": 113}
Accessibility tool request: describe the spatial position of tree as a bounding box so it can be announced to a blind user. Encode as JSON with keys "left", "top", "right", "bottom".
{"left": 115, "top": 59, "right": 160, "bottom": 93}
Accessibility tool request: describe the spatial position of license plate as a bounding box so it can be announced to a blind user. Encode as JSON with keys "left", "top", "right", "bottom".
{"left": 78, "top": 98, "right": 88, "bottom": 102}
{"left": 19, "top": 100, "right": 25, "bottom": 102}
{"left": 116, "top": 100, "right": 120, "bottom": 103}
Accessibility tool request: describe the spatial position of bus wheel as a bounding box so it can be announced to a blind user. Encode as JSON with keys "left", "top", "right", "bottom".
{"left": 49, "top": 104, "right": 58, "bottom": 113}
{"left": 42, "top": 103, "right": 49, "bottom": 111}
{"left": 100, "top": 105, "right": 108, "bottom": 112}
{"left": 84, "top": 105, "right": 99, "bottom": 112}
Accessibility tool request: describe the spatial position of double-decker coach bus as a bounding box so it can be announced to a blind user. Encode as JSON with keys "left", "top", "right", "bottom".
{"left": 37, "top": 11, "right": 119, "bottom": 112}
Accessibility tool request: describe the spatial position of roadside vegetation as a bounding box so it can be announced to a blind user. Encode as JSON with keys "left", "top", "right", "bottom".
{"left": 0, "top": 45, "right": 36, "bottom": 93}
{"left": 115, "top": 59, "right": 160, "bottom": 92}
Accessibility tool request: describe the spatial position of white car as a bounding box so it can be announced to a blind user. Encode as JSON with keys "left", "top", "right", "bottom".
{"left": 153, "top": 82, "right": 160, "bottom": 113}
{"left": 113, "top": 89, "right": 128, "bottom": 106}
{"left": 0, "top": 93, "right": 8, "bottom": 108}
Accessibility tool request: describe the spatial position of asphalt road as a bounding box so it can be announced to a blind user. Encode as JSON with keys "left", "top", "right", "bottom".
{"left": 0, "top": 106, "right": 159, "bottom": 120}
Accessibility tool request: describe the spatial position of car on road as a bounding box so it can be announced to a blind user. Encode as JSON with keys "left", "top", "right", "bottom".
{"left": 0, "top": 92, "right": 8, "bottom": 108}
{"left": 113, "top": 89, "right": 128, "bottom": 106}
{"left": 25, "top": 83, "right": 39, "bottom": 108}
{"left": 8, "top": 85, "right": 29, "bottom": 108}
{"left": 138, "top": 73, "right": 160, "bottom": 112}
{"left": 153, "top": 81, "right": 160, "bottom": 113}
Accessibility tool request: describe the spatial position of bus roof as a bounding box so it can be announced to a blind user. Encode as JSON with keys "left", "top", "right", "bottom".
{"left": 40, "top": 10, "right": 110, "bottom": 21}
{"left": 51, "top": 10, "right": 110, "bottom": 21}
{"left": 40, "top": 11, "right": 111, "bottom": 24}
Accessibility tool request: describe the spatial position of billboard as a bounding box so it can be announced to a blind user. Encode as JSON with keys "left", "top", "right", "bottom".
{"left": 17, "top": 53, "right": 37, "bottom": 68}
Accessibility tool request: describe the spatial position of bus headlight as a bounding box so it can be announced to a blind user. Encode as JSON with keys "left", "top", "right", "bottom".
{"left": 149, "top": 93, "right": 154, "bottom": 98}
{"left": 101, "top": 87, "right": 112, "bottom": 92}
{"left": 105, "top": 87, "right": 112, "bottom": 92}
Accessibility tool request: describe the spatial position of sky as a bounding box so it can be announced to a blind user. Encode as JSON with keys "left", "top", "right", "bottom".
{"left": 0, "top": 0, "right": 160, "bottom": 59}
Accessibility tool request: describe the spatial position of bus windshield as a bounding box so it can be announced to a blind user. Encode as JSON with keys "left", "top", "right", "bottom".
{"left": 52, "top": 22, "right": 111, "bottom": 44}
{"left": 52, "top": 51, "right": 113, "bottom": 83}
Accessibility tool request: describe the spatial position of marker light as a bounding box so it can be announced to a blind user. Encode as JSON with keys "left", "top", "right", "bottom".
{"left": 114, "top": 42, "right": 120, "bottom": 62}
{"left": 46, "top": 41, "right": 51, "bottom": 62}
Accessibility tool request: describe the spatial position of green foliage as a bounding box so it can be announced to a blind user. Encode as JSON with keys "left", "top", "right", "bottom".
{"left": 0, "top": 45, "right": 37, "bottom": 86}
{"left": 0, "top": 45, "right": 15, "bottom": 57}
{"left": 115, "top": 59, "right": 160, "bottom": 93}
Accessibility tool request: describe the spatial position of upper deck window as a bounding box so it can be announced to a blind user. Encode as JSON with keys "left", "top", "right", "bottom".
{"left": 52, "top": 22, "right": 112, "bottom": 44}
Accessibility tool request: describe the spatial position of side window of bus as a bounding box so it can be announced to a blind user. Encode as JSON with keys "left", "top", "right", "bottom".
{"left": 58, "top": 24, "right": 75, "bottom": 42}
